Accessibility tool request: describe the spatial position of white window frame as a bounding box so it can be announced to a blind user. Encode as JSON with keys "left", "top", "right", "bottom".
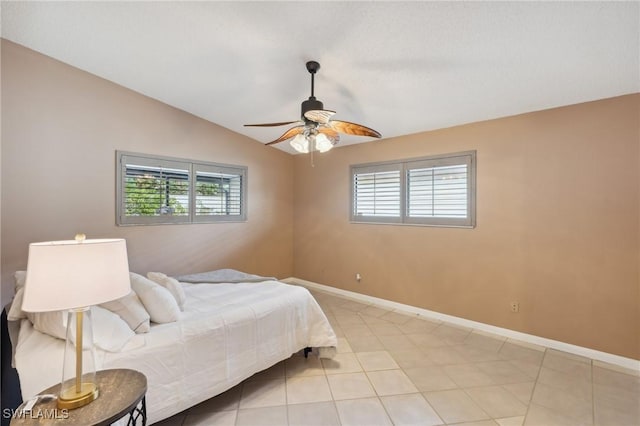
{"left": 350, "top": 151, "right": 476, "bottom": 228}
{"left": 117, "top": 151, "right": 247, "bottom": 226}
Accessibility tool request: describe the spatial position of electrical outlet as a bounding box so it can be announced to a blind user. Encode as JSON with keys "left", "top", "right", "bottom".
{"left": 355, "top": 273, "right": 362, "bottom": 282}
{"left": 510, "top": 302, "right": 519, "bottom": 313}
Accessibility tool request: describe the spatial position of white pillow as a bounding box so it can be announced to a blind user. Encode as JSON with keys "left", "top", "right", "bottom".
{"left": 100, "top": 291, "right": 151, "bottom": 333}
{"left": 91, "top": 306, "right": 135, "bottom": 352}
{"left": 27, "top": 307, "right": 134, "bottom": 352}
{"left": 147, "top": 272, "right": 186, "bottom": 310}
{"left": 7, "top": 271, "right": 27, "bottom": 321}
{"left": 14, "top": 270, "right": 26, "bottom": 290}
{"left": 7, "top": 288, "right": 26, "bottom": 321}
{"left": 28, "top": 310, "right": 67, "bottom": 340}
{"left": 129, "top": 272, "right": 180, "bottom": 324}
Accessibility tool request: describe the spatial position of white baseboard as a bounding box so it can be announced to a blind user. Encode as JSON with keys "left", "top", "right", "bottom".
{"left": 284, "top": 277, "right": 640, "bottom": 373}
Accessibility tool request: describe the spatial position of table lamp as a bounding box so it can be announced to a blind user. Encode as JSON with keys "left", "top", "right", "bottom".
{"left": 21, "top": 235, "right": 131, "bottom": 410}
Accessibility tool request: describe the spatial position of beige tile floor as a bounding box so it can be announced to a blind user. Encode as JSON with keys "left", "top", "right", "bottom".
{"left": 154, "top": 289, "right": 640, "bottom": 426}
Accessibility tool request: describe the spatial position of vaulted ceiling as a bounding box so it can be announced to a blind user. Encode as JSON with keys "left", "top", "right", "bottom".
{"left": 2, "top": 1, "right": 638, "bottom": 153}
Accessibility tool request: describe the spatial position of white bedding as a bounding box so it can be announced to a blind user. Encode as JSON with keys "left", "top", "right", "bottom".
{"left": 14, "top": 280, "right": 337, "bottom": 424}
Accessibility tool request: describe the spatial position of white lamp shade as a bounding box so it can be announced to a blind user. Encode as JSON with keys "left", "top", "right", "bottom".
{"left": 315, "top": 133, "right": 334, "bottom": 153}
{"left": 290, "top": 133, "right": 310, "bottom": 153}
{"left": 22, "top": 238, "right": 131, "bottom": 312}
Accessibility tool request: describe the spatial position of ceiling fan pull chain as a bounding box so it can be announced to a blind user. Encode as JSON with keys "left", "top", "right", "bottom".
{"left": 310, "top": 137, "right": 315, "bottom": 167}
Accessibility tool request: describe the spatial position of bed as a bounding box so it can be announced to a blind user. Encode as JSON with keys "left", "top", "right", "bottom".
{"left": 8, "top": 270, "right": 337, "bottom": 424}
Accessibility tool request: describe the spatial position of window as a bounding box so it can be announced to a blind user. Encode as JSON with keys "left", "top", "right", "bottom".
{"left": 351, "top": 163, "right": 402, "bottom": 223}
{"left": 194, "top": 164, "right": 244, "bottom": 220}
{"left": 117, "top": 151, "right": 247, "bottom": 225}
{"left": 351, "top": 151, "right": 476, "bottom": 227}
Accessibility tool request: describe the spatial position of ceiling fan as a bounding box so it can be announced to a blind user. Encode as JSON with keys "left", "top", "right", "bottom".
{"left": 245, "top": 61, "right": 382, "bottom": 154}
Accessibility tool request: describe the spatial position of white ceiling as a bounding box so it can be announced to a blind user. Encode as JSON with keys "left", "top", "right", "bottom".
{"left": 2, "top": 1, "right": 638, "bottom": 154}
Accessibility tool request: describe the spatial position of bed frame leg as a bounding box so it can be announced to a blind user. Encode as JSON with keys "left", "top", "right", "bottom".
{"left": 304, "top": 347, "right": 312, "bottom": 358}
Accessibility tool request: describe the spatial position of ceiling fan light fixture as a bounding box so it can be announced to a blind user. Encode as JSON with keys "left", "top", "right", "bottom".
{"left": 290, "top": 133, "right": 309, "bottom": 153}
{"left": 289, "top": 131, "right": 333, "bottom": 154}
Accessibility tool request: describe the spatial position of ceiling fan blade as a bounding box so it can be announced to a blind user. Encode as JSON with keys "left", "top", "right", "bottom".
{"left": 329, "top": 120, "right": 382, "bottom": 138}
{"left": 318, "top": 126, "right": 340, "bottom": 144}
{"left": 264, "top": 126, "right": 305, "bottom": 146}
{"left": 244, "top": 120, "right": 301, "bottom": 127}
{"left": 304, "top": 109, "right": 336, "bottom": 124}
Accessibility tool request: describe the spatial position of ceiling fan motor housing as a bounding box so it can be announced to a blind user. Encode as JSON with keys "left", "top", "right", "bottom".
{"left": 301, "top": 97, "right": 323, "bottom": 121}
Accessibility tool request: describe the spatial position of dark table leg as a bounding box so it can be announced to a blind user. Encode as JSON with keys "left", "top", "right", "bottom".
{"left": 126, "top": 396, "right": 146, "bottom": 426}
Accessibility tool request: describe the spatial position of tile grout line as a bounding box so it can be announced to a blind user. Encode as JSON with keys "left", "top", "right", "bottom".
{"left": 319, "top": 347, "right": 347, "bottom": 426}
{"left": 520, "top": 347, "right": 548, "bottom": 425}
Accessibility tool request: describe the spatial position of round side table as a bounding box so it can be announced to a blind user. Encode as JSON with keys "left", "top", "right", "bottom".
{"left": 9, "top": 369, "right": 147, "bottom": 426}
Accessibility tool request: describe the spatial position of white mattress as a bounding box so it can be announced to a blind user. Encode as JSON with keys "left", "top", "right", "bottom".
{"left": 15, "top": 280, "right": 337, "bottom": 424}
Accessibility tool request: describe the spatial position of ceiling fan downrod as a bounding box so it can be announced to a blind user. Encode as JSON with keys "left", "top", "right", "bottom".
{"left": 306, "top": 61, "right": 320, "bottom": 98}
{"left": 302, "top": 61, "right": 323, "bottom": 121}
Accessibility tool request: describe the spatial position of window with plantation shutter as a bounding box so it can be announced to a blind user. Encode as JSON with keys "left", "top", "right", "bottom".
{"left": 194, "top": 164, "right": 245, "bottom": 222}
{"left": 117, "top": 152, "right": 247, "bottom": 225}
{"left": 351, "top": 151, "right": 475, "bottom": 227}
{"left": 352, "top": 164, "right": 402, "bottom": 222}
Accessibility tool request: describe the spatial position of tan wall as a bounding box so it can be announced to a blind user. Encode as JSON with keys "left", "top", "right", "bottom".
{"left": 1, "top": 40, "right": 294, "bottom": 304}
{"left": 293, "top": 94, "right": 640, "bottom": 360}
